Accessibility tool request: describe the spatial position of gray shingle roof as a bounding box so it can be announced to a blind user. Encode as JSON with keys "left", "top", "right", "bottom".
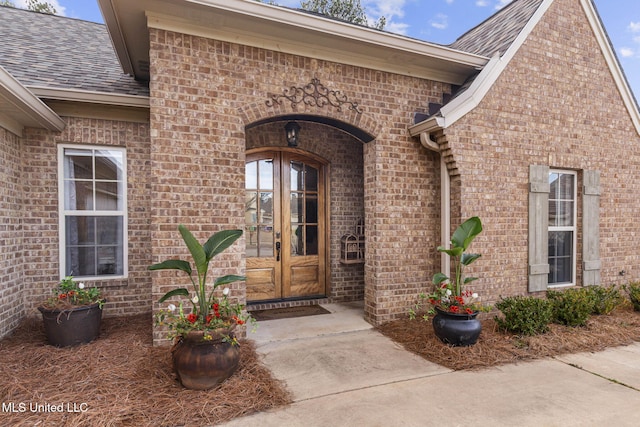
{"left": 0, "top": 6, "right": 148, "bottom": 97}
{"left": 449, "top": 0, "right": 544, "bottom": 57}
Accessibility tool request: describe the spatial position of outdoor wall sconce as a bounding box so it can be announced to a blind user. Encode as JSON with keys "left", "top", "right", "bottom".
{"left": 285, "top": 121, "right": 301, "bottom": 147}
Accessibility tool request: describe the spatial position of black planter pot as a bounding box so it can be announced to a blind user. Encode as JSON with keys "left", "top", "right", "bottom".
{"left": 432, "top": 306, "right": 482, "bottom": 346}
{"left": 38, "top": 302, "right": 104, "bottom": 347}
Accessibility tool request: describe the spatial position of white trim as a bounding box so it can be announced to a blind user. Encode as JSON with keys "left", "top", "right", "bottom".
{"left": 409, "top": 0, "right": 556, "bottom": 136}
{"left": 27, "top": 86, "right": 150, "bottom": 108}
{"left": 548, "top": 169, "right": 577, "bottom": 287}
{"left": 0, "top": 65, "right": 65, "bottom": 135}
{"left": 409, "top": 0, "right": 640, "bottom": 136}
{"left": 98, "top": 0, "right": 488, "bottom": 83}
{"left": 58, "top": 144, "right": 129, "bottom": 280}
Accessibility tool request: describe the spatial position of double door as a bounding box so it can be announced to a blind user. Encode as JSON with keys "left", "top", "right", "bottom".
{"left": 245, "top": 150, "right": 327, "bottom": 302}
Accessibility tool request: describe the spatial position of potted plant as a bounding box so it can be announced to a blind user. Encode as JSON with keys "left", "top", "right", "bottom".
{"left": 150, "top": 225, "right": 252, "bottom": 390}
{"left": 412, "top": 216, "right": 486, "bottom": 346}
{"left": 37, "top": 276, "right": 106, "bottom": 347}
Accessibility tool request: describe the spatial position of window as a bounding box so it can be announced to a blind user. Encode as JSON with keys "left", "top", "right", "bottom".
{"left": 59, "top": 146, "right": 127, "bottom": 279}
{"left": 529, "top": 166, "right": 600, "bottom": 291}
{"left": 548, "top": 170, "right": 576, "bottom": 286}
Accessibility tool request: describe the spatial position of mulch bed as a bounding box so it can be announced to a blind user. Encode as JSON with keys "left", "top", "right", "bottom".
{"left": 0, "top": 313, "right": 291, "bottom": 427}
{"left": 378, "top": 305, "right": 640, "bottom": 371}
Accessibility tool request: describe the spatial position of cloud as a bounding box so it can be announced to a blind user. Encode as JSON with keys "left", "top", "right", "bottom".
{"left": 430, "top": 13, "right": 448, "bottom": 30}
{"left": 495, "top": 0, "right": 511, "bottom": 9}
{"left": 13, "top": 0, "right": 66, "bottom": 15}
{"left": 364, "top": 0, "right": 407, "bottom": 20}
{"left": 385, "top": 21, "right": 410, "bottom": 35}
{"left": 620, "top": 47, "right": 635, "bottom": 58}
{"left": 445, "top": 0, "right": 454, "bottom": 4}
{"left": 629, "top": 22, "right": 640, "bottom": 33}
{"left": 476, "top": 0, "right": 489, "bottom": 6}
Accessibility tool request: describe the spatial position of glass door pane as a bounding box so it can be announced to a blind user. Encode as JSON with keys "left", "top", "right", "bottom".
{"left": 289, "top": 161, "right": 319, "bottom": 256}
{"left": 246, "top": 159, "right": 274, "bottom": 257}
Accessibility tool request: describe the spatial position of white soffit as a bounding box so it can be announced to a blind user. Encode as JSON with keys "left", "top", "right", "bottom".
{"left": 28, "top": 86, "right": 150, "bottom": 108}
{"left": 99, "top": 0, "right": 488, "bottom": 84}
{"left": 0, "top": 66, "right": 65, "bottom": 136}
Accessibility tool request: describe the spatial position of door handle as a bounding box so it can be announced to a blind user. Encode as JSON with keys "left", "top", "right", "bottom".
{"left": 275, "top": 241, "right": 281, "bottom": 261}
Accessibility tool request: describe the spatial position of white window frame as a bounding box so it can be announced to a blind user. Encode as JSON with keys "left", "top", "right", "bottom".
{"left": 58, "top": 144, "right": 128, "bottom": 280}
{"left": 548, "top": 169, "right": 577, "bottom": 287}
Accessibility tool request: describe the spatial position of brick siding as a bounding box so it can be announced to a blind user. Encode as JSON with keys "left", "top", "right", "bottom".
{"left": 441, "top": 0, "right": 640, "bottom": 305}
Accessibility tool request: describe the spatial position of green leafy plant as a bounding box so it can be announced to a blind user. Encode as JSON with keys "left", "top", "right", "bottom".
{"left": 583, "top": 285, "right": 624, "bottom": 315}
{"left": 547, "top": 288, "right": 594, "bottom": 327}
{"left": 40, "top": 276, "right": 104, "bottom": 310}
{"left": 410, "top": 217, "right": 488, "bottom": 319}
{"left": 494, "top": 296, "right": 553, "bottom": 335}
{"left": 624, "top": 282, "right": 640, "bottom": 311}
{"left": 149, "top": 225, "right": 251, "bottom": 342}
{"left": 431, "top": 216, "right": 486, "bottom": 313}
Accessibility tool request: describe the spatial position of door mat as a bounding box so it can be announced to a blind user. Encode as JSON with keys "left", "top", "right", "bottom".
{"left": 250, "top": 305, "right": 331, "bottom": 321}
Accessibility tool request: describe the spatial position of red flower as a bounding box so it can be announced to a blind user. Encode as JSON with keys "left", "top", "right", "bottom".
{"left": 186, "top": 313, "right": 198, "bottom": 323}
{"left": 232, "top": 315, "right": 245, "bottom": 325}
{"left": 212, "top": 303, "right": 219, "bottom": 310}
{"left": 58, "top": 293, "right": 67, "bottom": 299}
{"left": 455, "top": 296, "right": 464, "bottom": 304}
{"left": 205, "top": 315, "right": 213, "bottom": 324}
{"left": 449, "top": 306, "right": 459, "bottom": 313}
{"left": 465, "top": 308, "right": 474, "bottom": 314}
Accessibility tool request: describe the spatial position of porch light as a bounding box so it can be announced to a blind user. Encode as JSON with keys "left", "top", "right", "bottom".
{"left": 285, "top": 121, "right": 301, "bottom": 147}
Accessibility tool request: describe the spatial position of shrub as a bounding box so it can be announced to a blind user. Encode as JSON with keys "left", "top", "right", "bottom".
{"left": 494, "top": 296, "right": 553, "bottom": 336}
{"left": 583, "top": 285, "right": 624, "bottom": 315}
{"left": 547, "top": 288, "right": 594, "bottom": 327}
{"left": 624, "top": 282, "right": 640, "bottom": 312}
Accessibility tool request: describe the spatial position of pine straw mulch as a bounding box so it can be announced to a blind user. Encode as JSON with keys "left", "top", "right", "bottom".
{"left": 0, "top": 313, "right": 291, "bottom": 427}
{"left": 377, "top": 305, "right": 640, "bottom": 371}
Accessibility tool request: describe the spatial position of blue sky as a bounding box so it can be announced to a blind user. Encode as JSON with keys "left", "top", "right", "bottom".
{"left": 16, "top": 0, "right": 640, "bottom": 102}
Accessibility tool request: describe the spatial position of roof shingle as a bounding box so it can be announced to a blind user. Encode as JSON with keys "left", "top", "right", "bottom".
{"left": 0, "top": 6, "right": 148, "bottom": 97}
{"left": 449, "top": 0, "right": 544, "bottom": 57}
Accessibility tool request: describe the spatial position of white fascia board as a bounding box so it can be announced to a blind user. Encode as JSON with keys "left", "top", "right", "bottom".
{"left": 580, "top": 0, "right": 640, "bottom": 135}
{"left": 145, "top": 10, "right": 486, "bottom": 83}
{"left": 0, "top": 66, "right": 65, "bottom": 134}
{"left": 194, "top": 0, "right": 487, "bottom": 68}
{"left": 27, "top": 86, "right": 150, "bottom": 108}
{"left": 408, "top": 0, "right": 554, "bottom": 136}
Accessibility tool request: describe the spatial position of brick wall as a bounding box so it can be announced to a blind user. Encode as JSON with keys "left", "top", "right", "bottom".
{"left": 0, "top": 127, "right": 24, "bottom": 338}
{"left": 442, "top": 0, "right": 640, "bottom": 305}
{"left": 20, "top": 117, "right": 152, "bottom": 317}
{"left": 148, "top": 28, "right": 446, "bottom": 339}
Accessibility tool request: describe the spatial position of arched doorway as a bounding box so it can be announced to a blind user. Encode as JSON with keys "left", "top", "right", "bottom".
{"left": 245, "top": 148, "right": 329, "bottom": 302}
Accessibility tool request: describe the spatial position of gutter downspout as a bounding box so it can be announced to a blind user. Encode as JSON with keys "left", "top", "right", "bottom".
{"left": 419, "top": 132, "right": 450, "bottom": 278}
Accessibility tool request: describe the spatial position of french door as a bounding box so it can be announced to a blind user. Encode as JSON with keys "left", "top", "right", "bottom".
{"left": 245, "top": 149, "right": 327, "bottom": 302}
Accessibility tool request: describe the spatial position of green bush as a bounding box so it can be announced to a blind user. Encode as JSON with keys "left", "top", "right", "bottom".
{"left": 624, "top": 282, "right": 640, "bottom": 312}
{"left": 547, "top": 288, "right": 594, "bottom": 327}
{"left": 495, "top": 296, "right": 553, "bottom": 336}
{"left": 583, "top": 285, "right": 624, "bottom": 315}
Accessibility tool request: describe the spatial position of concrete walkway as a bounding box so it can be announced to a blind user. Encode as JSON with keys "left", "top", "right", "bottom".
{"left": 221, "top": 302, "right": 640, "bottom": 427}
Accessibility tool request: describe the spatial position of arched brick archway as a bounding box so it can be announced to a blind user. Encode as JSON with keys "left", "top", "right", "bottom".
{"left": 238, "top": 78, "right": 381, "bottom": 143}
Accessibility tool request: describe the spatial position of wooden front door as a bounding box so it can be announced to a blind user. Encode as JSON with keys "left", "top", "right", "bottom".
{"left": 245, "top": 149, "right": 327, "bottom": 302}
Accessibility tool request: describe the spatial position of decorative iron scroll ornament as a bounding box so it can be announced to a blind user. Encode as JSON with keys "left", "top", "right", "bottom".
{"left": 266, "top": 78, "right": 363, "bottom": 114}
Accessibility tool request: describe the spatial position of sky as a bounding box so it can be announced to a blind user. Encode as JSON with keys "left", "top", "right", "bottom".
{"left": 14, "top": 0, "right": 640, "bottom": 102}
